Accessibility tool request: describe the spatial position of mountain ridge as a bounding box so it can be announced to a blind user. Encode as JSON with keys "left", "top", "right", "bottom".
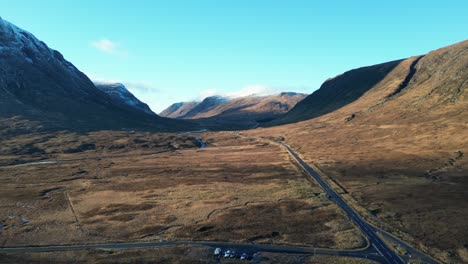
{"left": 94, "top": 82, "right": 155, "bottom": 115}
{"left": 0, "top": 18, "right": 194, "bottom": 132}
{"left": 160, "top": 92, "right": 307, "bottom": 129}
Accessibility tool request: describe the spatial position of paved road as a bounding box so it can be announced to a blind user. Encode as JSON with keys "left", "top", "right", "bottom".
{"left": 0, "top": 136, "right": 436, "bottom": 263}
{"left": 0, "top": 240, "right": 384, "bottom": 262}
{"left": 0, "top": 149, "right": 171, "bottom": 168}
{"left": 281, "top": 143, "right": 405, "bottom": 264}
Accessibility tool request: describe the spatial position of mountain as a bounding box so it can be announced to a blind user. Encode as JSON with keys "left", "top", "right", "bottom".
{"left": 247, "top": 40, "right": 468, "bottom": 263}
{"left": 94, "top": 82, "right": 154, "bottom": 115}
{"left": 160, "top": 92, "right": 307, "bottom": 129}
{"left": 180, "top": 95, "right": 230, "bottom": 119}
{"left": 266, "top": 60, "right": 403, "bottom": 125}
{"left": 159, "top": 101, "right": 198, "bottom": 118}
{"left": 267, "top": 40, "right": 467, "bottom": 126}
{"left": 0, "top": 18, "right": 193, "bottom": 132}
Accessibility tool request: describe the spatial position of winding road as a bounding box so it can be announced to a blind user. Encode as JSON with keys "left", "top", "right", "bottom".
{"left": 0, "top": 135, "right": 439, "bottom": 263}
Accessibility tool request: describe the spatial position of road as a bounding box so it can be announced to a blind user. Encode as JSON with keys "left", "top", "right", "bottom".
{"left": 280, "top": 143, "right": 405, "bottom": 264}
{"left": 0, "top": 239, "right": 385, "bottom": 262}
{"left": 0, "top": 135, "right": 437, "bottom": 263}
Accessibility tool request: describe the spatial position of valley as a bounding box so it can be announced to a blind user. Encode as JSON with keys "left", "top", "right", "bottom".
{"left": 0, "top": 10, "right": 466, "bottom": 264}
{"left": 0, "top": 130, "right": 370, "bottom": 262}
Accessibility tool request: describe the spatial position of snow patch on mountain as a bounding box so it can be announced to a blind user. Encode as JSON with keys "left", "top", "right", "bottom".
{"left": 0, "top": 17, "right": 76, "bottom": 72}
{"left": 94, "top": 82, "right": 155, "bottom": 115}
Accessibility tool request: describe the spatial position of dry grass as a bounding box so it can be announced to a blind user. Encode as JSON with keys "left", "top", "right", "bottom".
{"left": 0, "top": 130, "right": 364, "bottom": 256}
{"left": 0, "top": 246, "right": 212, "bottom": 264}
{"left": 257, "top": 253, "right": 378, "bottom": 264}
{"left": 247, "top": 113, "right": 468, "bottom": 263}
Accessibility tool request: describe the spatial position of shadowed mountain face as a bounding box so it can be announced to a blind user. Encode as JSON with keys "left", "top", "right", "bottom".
{"left": 160, "top": 93, "right": 307, "bottom": 129}
{"left": 247, "top": 40, "right": 468, "bottom": 263}
{"left": 269, "top": 40, "right": 467, "bottom": 127}
{"left": 266, "top": 59, "right": 403, "bottom": 126}
{"left": 94, "top": 83, "right": 155, "bottom": 115}
{"left": 180, "top": 95, "right": 230, "bottom": 119}
{"left": 159, "top": 101, "right": 198, "bottom": 119}
{"left": 0, "top": 18, "right": 193, "bottom": 132}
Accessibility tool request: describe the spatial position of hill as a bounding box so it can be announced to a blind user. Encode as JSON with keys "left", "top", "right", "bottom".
{"left": 94, "top": 82, "right": 155, "bottom": 115}
{"left": 161, "top": 92, "right": 306, "bottom": 129}
{"left": 247, "top": 40, "right": 468, "bottom": 263}
{"left": 0, "top": 18, "right": 193, "bottom": 133}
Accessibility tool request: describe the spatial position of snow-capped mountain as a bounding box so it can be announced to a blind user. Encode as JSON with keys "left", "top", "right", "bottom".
{"left": 160, "top": 92, "right": 306, "bottom": 129}
{"left": 180, "top": 96, "right": 230, "bottom": 119}
{"left": 94, "top": 82, "right": 154, "bottom": 115}
{"left": 0, "top": 17, "right": 193, "bottom": 132}
{"left": 159, "top": 101, "right": 198, "bottom": 118}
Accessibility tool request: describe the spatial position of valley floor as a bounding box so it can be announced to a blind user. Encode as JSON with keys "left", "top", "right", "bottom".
{"left": 0, "top": 130, "right": 366, "bottom": 263}
{"left": 247, "top": 120, "right": 468, "bottom": 263}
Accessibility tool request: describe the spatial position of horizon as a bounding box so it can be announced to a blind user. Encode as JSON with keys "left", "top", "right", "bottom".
{"left": 0, "top": 0, "right": 467, "bottom": 112}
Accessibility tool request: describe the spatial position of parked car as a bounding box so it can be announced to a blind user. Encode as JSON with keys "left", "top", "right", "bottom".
{"left": 230, "top": 250, "right": 236, "bottom": 258}
{"left": 214, "top": 248, "right": 221, "bottom": 256}
{"left": 224, "top": 250, "right": 231, "bottom": 258}
{"left": 240, "top": 253, "right": 248, "bottom": 260}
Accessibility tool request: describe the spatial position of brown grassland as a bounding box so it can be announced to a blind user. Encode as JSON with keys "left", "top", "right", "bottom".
{"left": 246, "top": 87, "right": 468, "bottom": 263}
{"left": 0, "top": 130, "right": 365, "bottom": 262}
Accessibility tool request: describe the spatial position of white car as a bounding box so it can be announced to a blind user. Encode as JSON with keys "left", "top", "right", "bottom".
{"left": 224, "top": 250, "right": 231, "bottom": 258}
{"left": 240, "top": 253, "right": 248, "bottom": 260}
{"left": 214, "top": 248, "right": 221, "bottom": 256}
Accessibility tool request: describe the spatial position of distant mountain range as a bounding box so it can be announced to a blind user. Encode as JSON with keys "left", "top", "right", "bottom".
{"left": 160, "top": 92, "right": 307, "bottom": 129}
{"left": 0, "top": 17, "right": 193, "bottom": 132}
{"left": 1, "top": 16, "right": 465, "bottom": 134}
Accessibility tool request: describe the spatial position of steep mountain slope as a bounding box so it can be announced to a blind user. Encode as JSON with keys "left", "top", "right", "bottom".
{"left": 247, "top": 40, "right": 468, "bottom": 263}
{"left": 94, "top": 82, "right": 154, "bottom": 115}
{"left": 0, "top": 18, "right": 192, "bottom": 132}
{"left": 180, "top": 95, "right": 230, "bottom": 119}
{"left": 266, "top": 60, "right": 403, "bottom": 126}
{"left": 160, "top": 93, "right": 306, "bottom": 129}
{"left": 159, "top": 101, "right": 198, "bottom": 118}
{"left": 269, "top": 41, "right": 467, "bottom": 127}
{"left": 193, "top": 92, "right": 306, "bottom": 119}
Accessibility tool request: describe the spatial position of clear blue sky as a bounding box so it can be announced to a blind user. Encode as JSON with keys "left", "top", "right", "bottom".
{"left": 1, "top": 0, "right": 467, "bottom": 112}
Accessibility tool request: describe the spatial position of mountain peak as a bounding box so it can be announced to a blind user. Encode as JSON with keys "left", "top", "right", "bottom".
{"left": 0, "top": 18, "right": 193, "bottom": 132}
{"left": 94, "top": 82, "right": 155, "bottom": 115}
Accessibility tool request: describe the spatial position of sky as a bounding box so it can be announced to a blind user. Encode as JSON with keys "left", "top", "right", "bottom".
{"left": 1, "top": 1, "right": 467, "bottom": 113}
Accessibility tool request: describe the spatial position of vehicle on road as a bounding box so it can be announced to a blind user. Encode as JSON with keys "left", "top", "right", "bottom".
{"left": 214, "top": 247, "right": 221, "bottom": 256}
{"left": 230, "top": 250, "right": 236, "bottom": 258}
{"left": 240, "top": 253, "right": 248, "bottom": 260}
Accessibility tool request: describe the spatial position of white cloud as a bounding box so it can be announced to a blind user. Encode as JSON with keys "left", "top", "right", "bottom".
{"left": 196, "top": 84, "right": 282, "bottom": 101}
{"left": 87, "top": 74, "right": 119, "bottom": 84}
{"left": 90, "top": 38, "right": 127, "bottom": 55}
{"left": 123, "top": 81, "right": 159, "bottom": 94}
{"left": 197, "top": 88, "right": 219, "bottom": 100}
{"left": 226, "top": 84, "right": 278, "bottom": 98}
{"left": 92, "top": 77, "right": 161, "bottom": 112}
{"left": 87, "top": 73, "right": 158, "bottom": 93}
